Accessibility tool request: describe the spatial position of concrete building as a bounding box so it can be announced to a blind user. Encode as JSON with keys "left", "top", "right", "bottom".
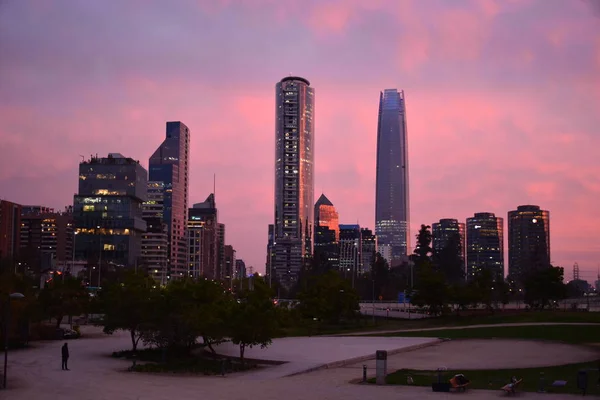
{"left": 149, "top": 121, "right": 190, "bottom": 277}
{"left": 360, "top": 228, "right": 377, "bottom": 274}
{"left": 20, "top": 207, "right": 73, "bottom": 274}
{"left": 508, "top": 205, "right": 550, "bottom": 281}
{"left": 375, "top": 89, "right": 410, "bottom": 267}
{"left": 273, "top": 76, "right": 315, "bottom": 289}
{"left": 0, "top": 200, "right": 22, "bottom": 261}
{"left": 466, "top": 212, "right": 504, "bottom": 281}
{"left": 73, "top": 153, "right": 147, "bottom": 270}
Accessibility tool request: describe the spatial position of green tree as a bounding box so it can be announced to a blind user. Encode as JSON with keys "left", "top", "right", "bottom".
{"left": 38, "top": 274, "right": 89, "bottom": 328}
{"left": 100, "top": 271, "right": 158, "bottom": 352}
{"left": 524, "top": 266, "right": 567, "bottom": 309}
{"left": 410, "top": 265, "right": 449, "bottom": 315}
{"left": 371, "top": 253, "right": 389, "bottom": 300}
{"left": 143, "top": 278, "right": 232, "bottom": 355}
{"left": 413, "top": 224, "right": 433, "bottom": 267}
{"left": 297, "top": 270, "right": 360, "bottom": 324}
{"left": 229, "top": 276, "right": 278, "bottom": 364}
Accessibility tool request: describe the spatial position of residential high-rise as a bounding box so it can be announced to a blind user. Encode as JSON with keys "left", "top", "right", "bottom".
{"left": 235, "top": 259, "right": 247, "bottom": 280}
{"left": 508, "top": 205, "right": 550, "bottom": 281}
{"left": 20, "top": 207, "right": 73, "bottom": 273}
{"left": 73, "top": 153, "right": 147, "bottom": 270}
{"left": 223, "top": 244, "right": 236, "bottom": 285}
{"left": 360, "top": 228, "right": 377, "bottom": 274}
{"left": 375, "top": 89, "right": 409, "bottom": 267}
{"left": 339, "top": 224, "right": 361, "bottom": 283}
{"left": 217, "top": 223, "right": 225, "bottom": 280}
{"left": 0, "top": 200, "right": 22, "bottom": 261}
{"left": 187, "top": 194, "right": 218, "bottom": 279}
{"left": 149, "top": 121, "right": 190, "bottom": 278}
{"left": 141, "top": 182, "right": 169, "bottom": 283}
{"left": 273, "top": 76, "right": 315, "bottom": 288}
{"left": 466, "top": 212, "right": 504, "bottom": 281}
{"left": 266, "top": 224, "right": 275, "bottom": 281}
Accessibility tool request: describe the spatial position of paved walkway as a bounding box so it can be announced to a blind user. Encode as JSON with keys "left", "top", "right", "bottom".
{"left": 213, "top": 336, "right": 438, "bottom": 378}
{"left": 361, "top": 339, "right": 600, "bottom": 370}
{"left": 4, "top": 327, "right": 595, "bottom": 400}
{"left": 342, "top": 322, "right": 600, "bottom": 336}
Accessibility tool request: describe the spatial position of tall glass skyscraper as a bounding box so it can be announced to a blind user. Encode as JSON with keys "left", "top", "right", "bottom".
{"left": 375, "top": 89, "right": 409, "bottom": 266}
{"left": 149, "top": 121, "right": 190, "bottom": 279}
{"left": 466, "top": 212, "right": 504, "bottom": 282}
{"left": 273, "top": 76, "right": 314, "bottom": 289}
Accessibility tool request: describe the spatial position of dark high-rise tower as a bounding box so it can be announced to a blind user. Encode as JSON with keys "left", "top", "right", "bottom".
{"left": 149, "top": 122, "right": 190, "bottom": 278}
{"left": 375, "top": 89, "right": 409, "bottom": 267}
{"left": 508, "top": 205, "right": 550, "bottom": 281}
{"left": 273, "top": 76, "right": 315, "bottom": 288}
{"left": 466, "top": 212, "right": 504, "bottom": 281}
{"left": 432, "top": 218, "right": 466, "bottom": 278}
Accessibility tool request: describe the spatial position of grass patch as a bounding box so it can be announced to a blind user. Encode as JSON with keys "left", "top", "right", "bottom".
{"left": 378, "top": 324, "right": 600, "bottom": 344}
{"left": 354, "top": 310, "right": 600, "bottom": 333}
{"left": 381, "top": 360, "right": 600, "bottom": 395}
{"left": 275, "top": 311, "right": 600, "bottom": 337}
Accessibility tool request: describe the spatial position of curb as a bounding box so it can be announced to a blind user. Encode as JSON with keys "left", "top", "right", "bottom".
{"left": 283, "top": 339, "right": 443, "bottom": 378}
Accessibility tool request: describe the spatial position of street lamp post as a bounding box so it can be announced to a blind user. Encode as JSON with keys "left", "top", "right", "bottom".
{"left": 3, "top": 292, "right": 25, "bottom": 390}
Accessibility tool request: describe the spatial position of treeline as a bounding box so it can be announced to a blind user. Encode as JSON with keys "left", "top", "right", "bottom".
{"left": 0, "top": 264, "right": 362, "bottom": 361}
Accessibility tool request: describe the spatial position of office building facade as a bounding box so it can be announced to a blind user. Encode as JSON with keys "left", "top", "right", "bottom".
{"left": 466, "top": 212, "right": 504, "bottom": 281}
{"left": 375, "top": 89, "right": 410, "bottom": 267}
{"left": 273, "top": 76, "right": 315, "bottom": 288}
{"left": 141, "top": 181, "right": 169, "bottom": 283}
{"left": 339, "top": 224, "right": 361, "bottom": 281}
{"left": 432, "top": 218, "right": 466, "bottom": 274}
{"left": 149, "top": 121, "right": 190, "bottom": 277}
{"left": 73, "top": 153, "right": 147, "bottom": 270}
{"left": 187, "top": 194, "right": 219, "bottom": 279}
{"left": 508, "top": 205, "right": 550, "bottom": 280}
{"left": 360, "top": 228, "right": 377, "bottom": 274}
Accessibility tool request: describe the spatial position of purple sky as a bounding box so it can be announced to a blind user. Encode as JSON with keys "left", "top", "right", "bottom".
{"left": 1, "top": 0, "right": 599, "bottom": 281}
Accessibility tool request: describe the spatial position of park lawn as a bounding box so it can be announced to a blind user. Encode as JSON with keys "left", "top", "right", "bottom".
{"left": 379, "top": 360, "right": 600, "bottom": 395}
{"left": 322, "top": 310, "right": 600, "bottom": 336}
{"left": 379, "top": 324, "right": 600, "bottom": 344}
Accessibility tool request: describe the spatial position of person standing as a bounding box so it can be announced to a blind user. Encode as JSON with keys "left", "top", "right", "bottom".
{"left": 61, "top": 343, "right": 70, "bottom": 371}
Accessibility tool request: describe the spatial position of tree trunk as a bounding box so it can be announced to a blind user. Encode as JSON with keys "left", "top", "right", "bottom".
{"left": 130, "top": 329, "right": 137, "bottom": 352}
{"left": 204, "top": 336, "right": 217, "bottom": 355}
{"left": 240, "top": 344, "right": 245, "bottom": 365}
{"left": 55, "top": 315, "right": 64, "bottom": 328}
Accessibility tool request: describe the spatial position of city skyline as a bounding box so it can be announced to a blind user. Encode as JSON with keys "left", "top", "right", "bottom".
{"left": 1, "top": 1, "right": 599, "bottom": 280}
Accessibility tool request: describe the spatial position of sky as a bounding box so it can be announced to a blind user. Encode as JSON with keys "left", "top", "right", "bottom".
{"left": 1, "top": 0, "right": 599, "bottom": 281}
